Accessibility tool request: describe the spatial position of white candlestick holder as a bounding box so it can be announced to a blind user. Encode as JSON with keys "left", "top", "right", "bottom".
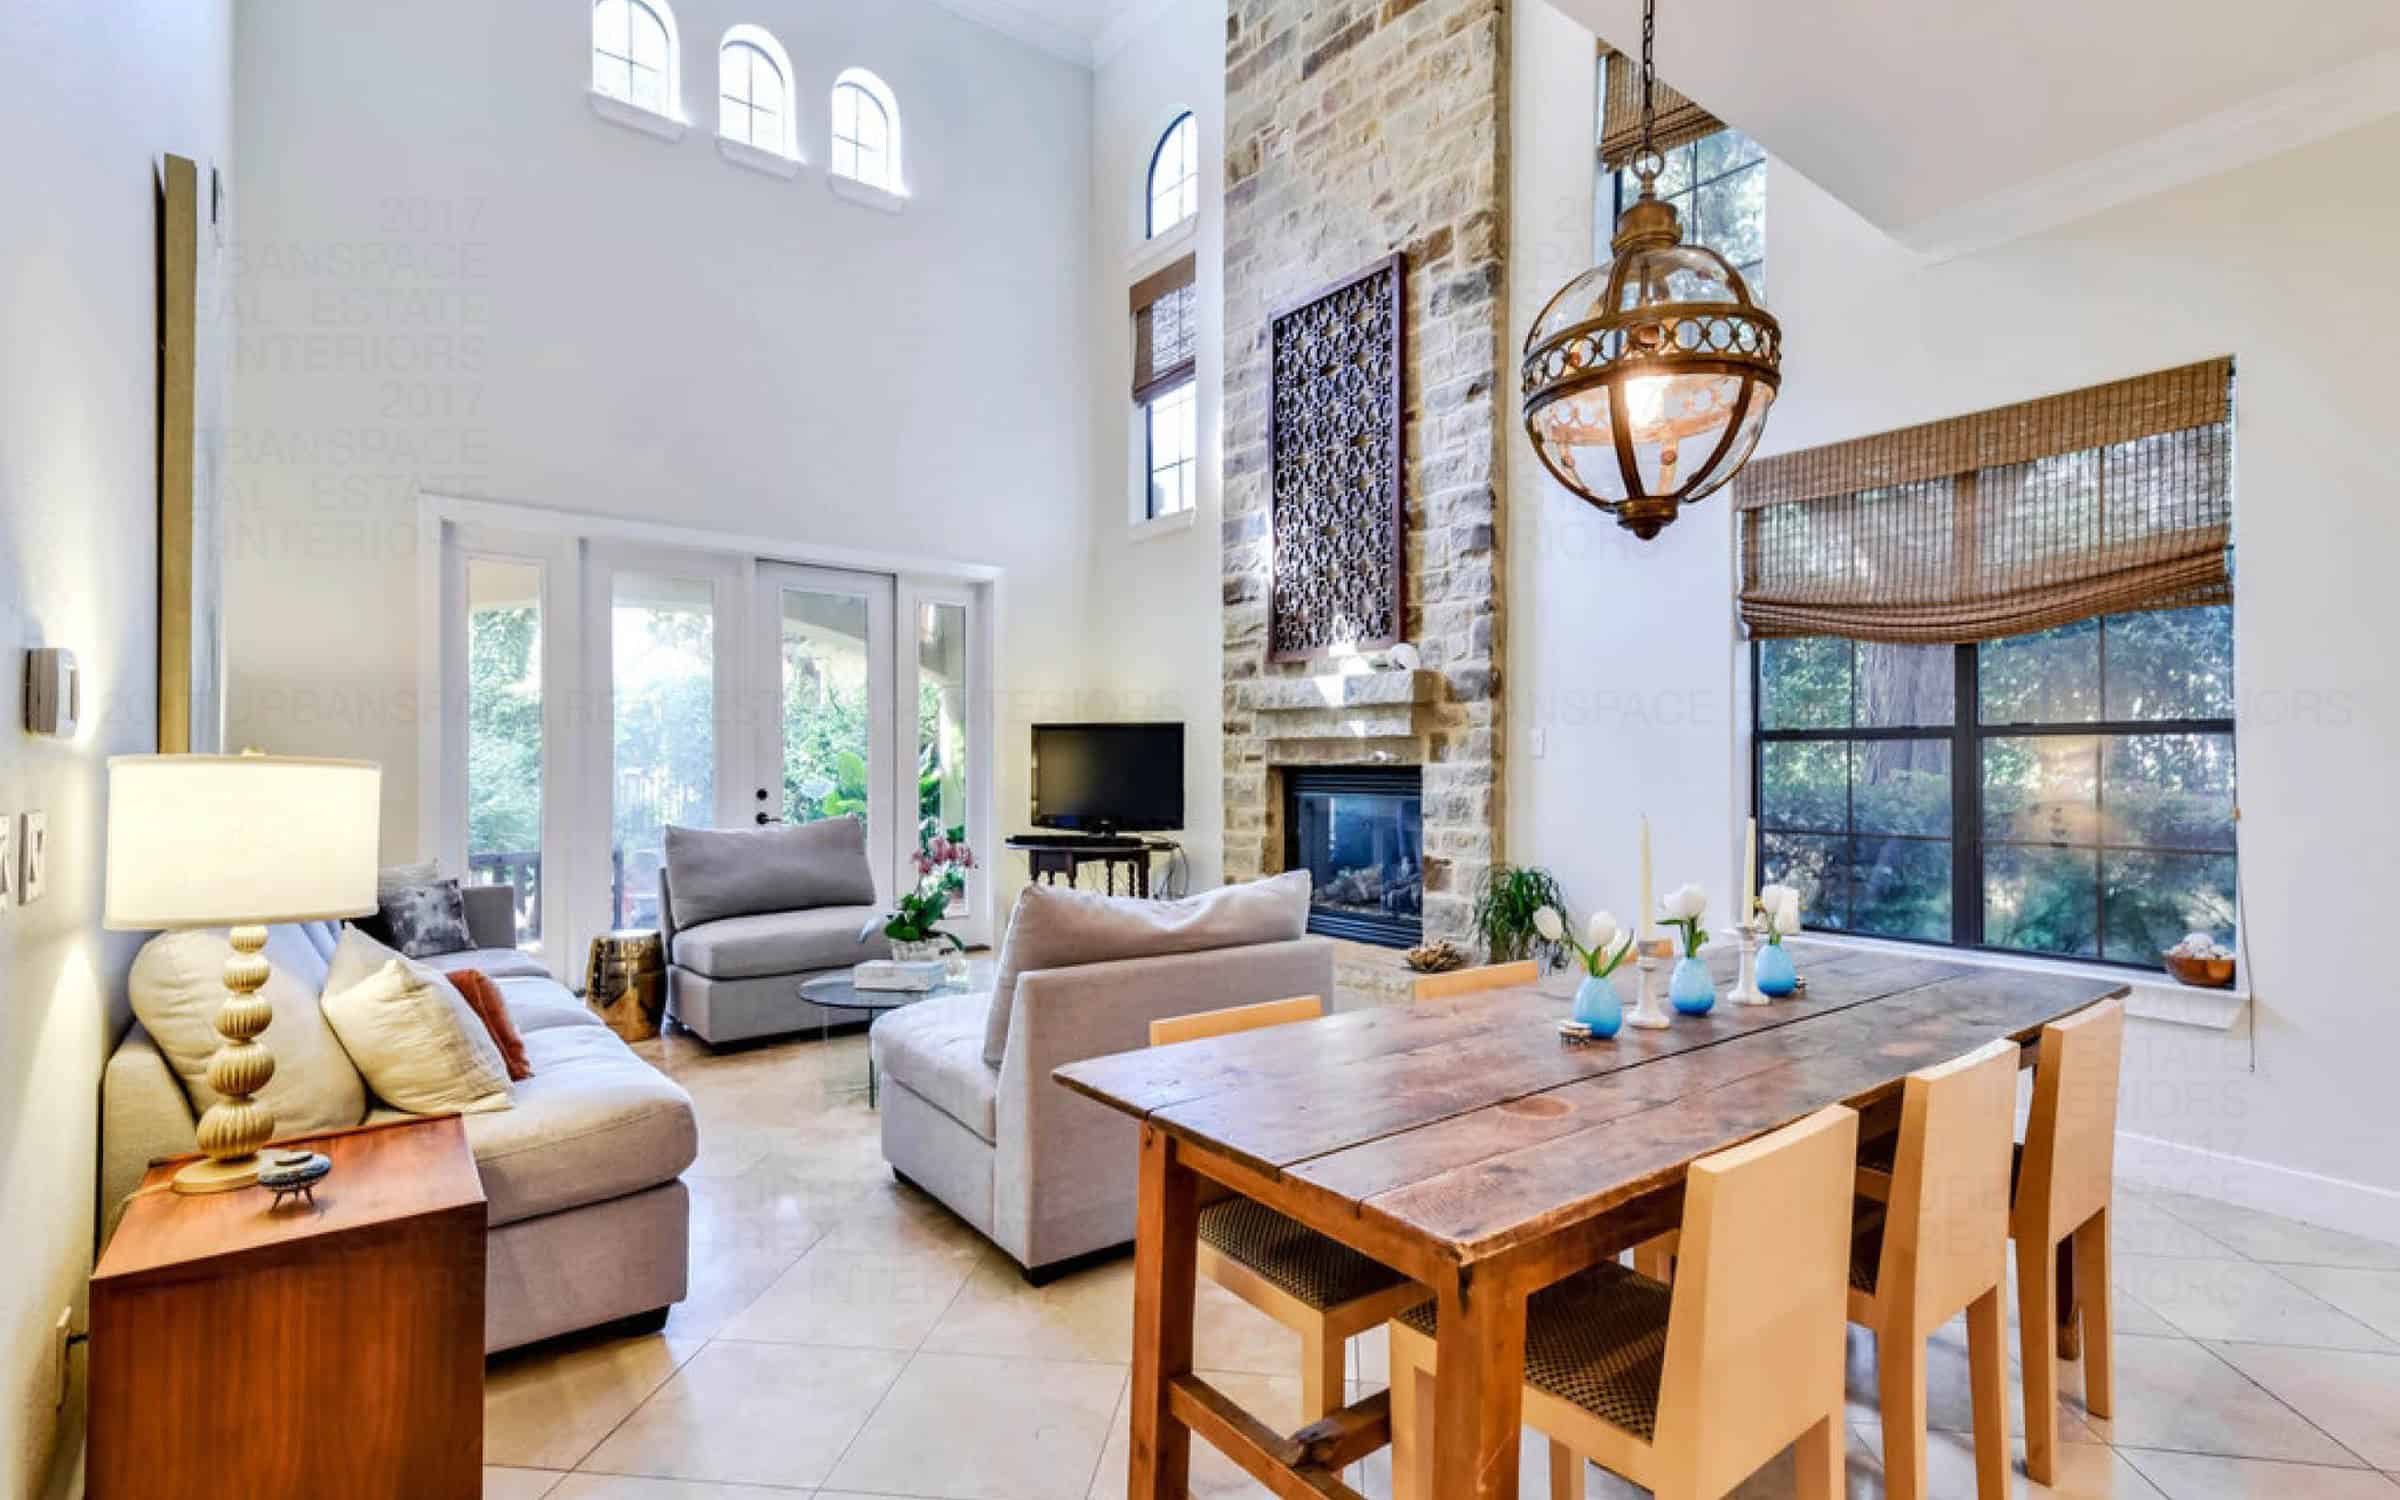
{"left": 1729, "top": 922, "right": 1769, "bottom": 1006}
{"left": 1625, "top": 953, "right": 1672, "bottom": 1029}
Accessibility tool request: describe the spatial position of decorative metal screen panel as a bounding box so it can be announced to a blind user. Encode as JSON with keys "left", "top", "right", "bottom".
{"left": 1269, "top": 254, "right": 1404, "bottom": 662}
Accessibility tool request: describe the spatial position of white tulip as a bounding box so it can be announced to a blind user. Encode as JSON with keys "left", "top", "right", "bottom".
{"left": 1583, "top": 910, "right": 1620, "bottom": 953}
{"left": 1760, "top": 883, "right": 1802, "bottom": 936}
{"left": 1660, "top": 883, "right": 1708, "bottom": 921}
{"left": 1532, "top": 905, "right": 1565, "bottom": 944}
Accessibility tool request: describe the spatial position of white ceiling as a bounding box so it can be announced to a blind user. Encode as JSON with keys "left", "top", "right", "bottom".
{"left": 928, "top": 0, "right": 1172, "bottom": 67}
{"left": 1551, "top": 0, "right": 2400, "bottom": 254}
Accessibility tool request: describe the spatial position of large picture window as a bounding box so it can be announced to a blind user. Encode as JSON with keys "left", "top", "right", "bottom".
{"left": 1753, "top": 607, "right": 2237, "bottom": 968}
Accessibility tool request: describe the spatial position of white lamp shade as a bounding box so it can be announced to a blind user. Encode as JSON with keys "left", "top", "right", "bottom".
{"left": 105, "top": 755, "right": 382, "bottom": 930}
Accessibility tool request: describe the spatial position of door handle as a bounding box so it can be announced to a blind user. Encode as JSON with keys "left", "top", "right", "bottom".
{"left": 755, "top": 812, "right": 772, "bottom": 825}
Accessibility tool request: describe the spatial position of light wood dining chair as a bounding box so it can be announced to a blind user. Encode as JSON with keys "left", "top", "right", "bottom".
{"left": 1849, "top": 1039, "right": 2021, "bottom": 1500}
{"left": 1147, "top": 994, "right": 1428, "bottom": 1419}
{"left": 2014, "top": 998, "right": 2124, "bottom": 1485}
{"left": 1411, "top": 958, "right": 1538, "bottom": 1001}
{"left": 1387, "top": 1105, "right": 1861, "bottom": 1500}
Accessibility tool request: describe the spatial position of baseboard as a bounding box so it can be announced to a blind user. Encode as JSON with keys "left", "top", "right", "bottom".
{"left": 2116, "top": 1128, "right": 2400, "bottom": 1247}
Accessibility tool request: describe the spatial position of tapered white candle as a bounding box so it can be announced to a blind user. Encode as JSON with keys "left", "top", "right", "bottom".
{"left": 1639, "top": 815, "right": 1653, "bottom": 942}
{"left": 1742, "top": 815, "right": 1757, "bottom": 928}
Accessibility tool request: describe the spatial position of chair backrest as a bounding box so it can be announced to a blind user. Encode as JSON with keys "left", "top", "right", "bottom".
{"left": 1410, "top": 959, "right": 1538, "bottom": 1002}
{"left": 1658, "top": 1104, "right": 1859, "bottom": 1497}
{"left": 1882, "top": 1039, "right": 2020, "bottom": 1324}
{"left": 2016, "top": 998, "right": 2125, "bottom": 1241}
{"left": 1149, "top": 994, "right": 1325, "bottom": 1047}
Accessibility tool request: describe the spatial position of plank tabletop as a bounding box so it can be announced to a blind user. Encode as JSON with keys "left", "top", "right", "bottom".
{"left": 1054, "top": 942, "right": 2126, "bottom": 1266}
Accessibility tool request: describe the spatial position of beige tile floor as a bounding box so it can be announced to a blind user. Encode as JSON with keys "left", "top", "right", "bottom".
{"left": 484, "top": 1021, "right": 2400, "bottom": 1500}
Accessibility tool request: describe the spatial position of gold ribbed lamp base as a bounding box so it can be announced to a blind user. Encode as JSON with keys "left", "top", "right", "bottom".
{"left": 173, "top": 924, "right": 278, "bottom": 1195}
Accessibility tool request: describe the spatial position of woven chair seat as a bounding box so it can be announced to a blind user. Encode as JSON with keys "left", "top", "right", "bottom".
{"left": 1198, "top": 1198, "right": 1411, "bottom": 1312}
{"left": 1398, "top": 1261, "right": 1673, "bottom": 1442}
{"left": 1850, "top": 1198, "right": 1887, "bottom": 1295}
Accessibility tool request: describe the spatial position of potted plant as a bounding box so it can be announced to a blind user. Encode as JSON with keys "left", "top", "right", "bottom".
{"left": 864, "top": 832, "right": 976, "bottom": 965}
{"left": 1472, "top": 864, "right": 1571, "bottom": 970}
{"left": 1658, "top": 883, "right": 1715, "bottom": 1016}
{"left": 1534, "top": 905, "right": 1636, "bottom": 1037}
{"left": 1756, "top": 883, "right": 1801, "bottom": 997}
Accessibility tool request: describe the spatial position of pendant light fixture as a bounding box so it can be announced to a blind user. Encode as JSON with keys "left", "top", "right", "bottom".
{"left": 1522, "top": 0, "right": 1782, "bottom": 539}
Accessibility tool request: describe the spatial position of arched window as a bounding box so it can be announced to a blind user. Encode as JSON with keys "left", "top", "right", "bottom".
{"left": 718, "top": 25, "right": 796, "bottom": 159}
{"left": 830, "top": 68, "right": 904, "bottom": 195}
{"left": 592, "top": 0, "right": 680, "bottom": 119}
{"left": 1147, "top": 112, "right": 1198, "bottom": 237}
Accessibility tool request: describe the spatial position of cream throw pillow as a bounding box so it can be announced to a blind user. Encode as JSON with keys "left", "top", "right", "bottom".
{"left": 319, "top": 927, "right": 514, "bottom": 1115}
{"left": 129, "top": 926, "right": 369, "bottom": 1134}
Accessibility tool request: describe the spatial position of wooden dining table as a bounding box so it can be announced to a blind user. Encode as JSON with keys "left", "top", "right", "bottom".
{"left": 1054, "top": 941, "right": 2128, "bottom": 1500}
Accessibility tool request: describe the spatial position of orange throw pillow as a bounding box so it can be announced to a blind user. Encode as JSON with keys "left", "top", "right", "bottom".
{"left": 445, "top": 968, "right": 533, "bottom": 1081}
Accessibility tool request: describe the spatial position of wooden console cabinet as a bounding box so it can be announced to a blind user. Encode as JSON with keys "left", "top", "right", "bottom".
{"left": 89, "top": 1116, "right": 487, "bottom": 1500}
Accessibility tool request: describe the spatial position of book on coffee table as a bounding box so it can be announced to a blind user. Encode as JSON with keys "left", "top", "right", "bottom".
{"left": 853, "top": 959, "right": 950, "bottom": 993}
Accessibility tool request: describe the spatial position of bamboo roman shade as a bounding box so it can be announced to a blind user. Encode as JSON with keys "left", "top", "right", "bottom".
{"left": 1599, "top": 45, "right": 1726, "bottom": 170}
{"left": 1131, "top": 254, "right": 1197, "bottom": 402}
{"left": 1734, "top": 358, "right": 2234, "bottom": 644}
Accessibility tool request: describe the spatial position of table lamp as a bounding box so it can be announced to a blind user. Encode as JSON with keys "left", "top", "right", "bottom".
{"left": 105, "top": 754, "right": 381, "bottom": 1194}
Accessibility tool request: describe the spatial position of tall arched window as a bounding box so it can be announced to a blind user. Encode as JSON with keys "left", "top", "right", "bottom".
{"left": 1147, "top": 112, "right": 1198, "bottom": 237}
{"left": 718, "top": 24, "right": 796, "bottom": 160}
{"left": 831, "top": 68, "right": 904, "bottom": 195}
{"left": 592, "top": 0, "right": 680, "bottom": 119}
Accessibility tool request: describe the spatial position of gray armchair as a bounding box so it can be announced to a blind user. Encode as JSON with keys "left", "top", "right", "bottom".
{"left": 660, "top": 816, "right": 890, "bottom": 1044}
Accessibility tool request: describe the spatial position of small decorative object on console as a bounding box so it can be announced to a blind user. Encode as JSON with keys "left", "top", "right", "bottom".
{"left": 257, "top": 1148, "right": 332, "bottom": 1210}
{"left": 1404, "top": 939, "right": 1465, "bottom": 974}
{"left": 853, "top": 958, "right": 949, "bottom": 993}
{"left": 1534, "top": 905, "right": 1635, "bottom": 1039}
{"left": 1659, "top": 883, "right": 1716, "bottom": 1016}
{"left": 864, "top": 832, "right": 975, "bottom": 962}
{"left": 2163, "top": 931, "right": 2237, "bottom": 989}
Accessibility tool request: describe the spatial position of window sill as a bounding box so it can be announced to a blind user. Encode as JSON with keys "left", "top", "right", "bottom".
{"left": 717, "top": 136, "right": 801, "bottom": 178}
{"left": 828, "top": 174, "right": 907, "bottom": 214}
{"left": 1772, "top": 930, "right": 2251, "bottom": 1032}
{"left": 1127, "top": 216, "right": 1199, "bottom": 278}
{"left": 1129, "top": 507, "right": 1198, "bottom": 543}
{"left": 589, "top": 91, "right": 687, "bottom": 142}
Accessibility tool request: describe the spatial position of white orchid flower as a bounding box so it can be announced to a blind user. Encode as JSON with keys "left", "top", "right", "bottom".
{"left": 1659, "top": 883, "right": 1708, "bottom": 921}
{"left": 1532, "top": 905, "right": 1565, "bottom": 944}
{"left": 1583, "top": 910, "right": 1620, "bottom": 954}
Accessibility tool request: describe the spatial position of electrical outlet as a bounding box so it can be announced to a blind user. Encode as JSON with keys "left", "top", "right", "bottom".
{"left": 52, "top": 1307, "right": 74, "bottom": 1410}
{"left": 1529, "top": 727, "right": 1548, "bottom": 758}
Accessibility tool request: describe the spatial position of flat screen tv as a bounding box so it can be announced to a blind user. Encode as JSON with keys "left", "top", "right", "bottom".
{"left": 1031, "top": 722, "right": 1185, "bottom": 834}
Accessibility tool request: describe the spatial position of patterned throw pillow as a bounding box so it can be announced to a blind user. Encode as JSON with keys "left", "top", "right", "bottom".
{"left": 377, "top": 878, "right": 473, "bottom": 959}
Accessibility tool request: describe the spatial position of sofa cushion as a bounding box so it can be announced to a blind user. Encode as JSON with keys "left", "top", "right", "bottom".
{"left": 496, "top": 976, "right": 608, "bottom": 1035}
{"left": 463, "top": 1024, "right": 699, "bottom": 1227}
{"left": 982, "top": 871, "right": 1313, "bottom": 1067}
{"left": 422, "top": 946, "right": 554, "bottom": 982}
{"left": 871, "top": 993, "right": 998, "bottom": 1142}
{"left": 664, "top": 816, "right": 877, "bottom": 930}
{"left": 321, "top": 927, "right": 515, "bottom": 1116}
{"left": 129, "top": 924, "right": 367, "bottom": 1135}
{"left": 672, "top": 905, "right": 885, "bottom": 980}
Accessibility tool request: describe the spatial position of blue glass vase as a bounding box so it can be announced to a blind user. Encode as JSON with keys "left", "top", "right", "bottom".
{"left": 1756, "top": 941, "right": 1798, "bottom": 998}
{"left": 1670, "top": 955, "right": 1716, "bottom": 1016}
{"left": 1573, "top": 973, "right": 1623, "bottom": 1038}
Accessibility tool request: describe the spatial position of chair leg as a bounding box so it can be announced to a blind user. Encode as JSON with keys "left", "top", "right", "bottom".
{"left": 1388, "top": 1341, "right": 1435, "bottom": 1500}
{"left": 2016, "top": 1234, "right": 2061, "bottom": 1487}
{"left": 1636, "top": 1237, "right": 1675, "bottom": 1282}
{"left": 1877, "top": 1326, "right": 1928, "bottom": 1500}
{"left": 2076, "top": 1208, "right": 2114, "bottom": 1419}
{"left": 1966, "top": 1288, "right": 2008, "bottom": 1500}
{"left": 1301, "top": 1323, "right": 1345, "bottom": 1423}
{"left": 1795, "top": 1412, "right": 1844, "bottom": 1500}
{"left": 1548, "top": 1438, "right": 1580, "bottom": 1500}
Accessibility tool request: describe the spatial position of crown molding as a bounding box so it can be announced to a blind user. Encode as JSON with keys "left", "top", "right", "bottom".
{"left": 1889, "top": 44, "right": 2400, "bottom": 262}
{"left": 923, "top": 0, "right": 1096, "bottom": 67}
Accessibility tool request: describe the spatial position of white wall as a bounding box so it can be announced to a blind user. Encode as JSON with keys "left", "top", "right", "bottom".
{"left": 225, "top": 0, "right": 1097, "bottom": 883}
{"left": 1084, "top": 0, "right": 1226, "bottom": 890}
{"left": 1510, "top": 0, "right": 2400, "bottom": 1231}
{"left": 0, "top": 3, "right": 235, "bottom": 1492}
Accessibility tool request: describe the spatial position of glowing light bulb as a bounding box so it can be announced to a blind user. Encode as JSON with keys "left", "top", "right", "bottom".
{"left": 1622, "top": 375, "right": 1671, "bottom": 440}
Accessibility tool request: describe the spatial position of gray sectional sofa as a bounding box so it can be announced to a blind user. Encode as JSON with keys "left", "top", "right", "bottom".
{"left": 660, "top": 816, "right": 891, "bottom": 1045}
{"left": 101, "top": 885, "right": 698, "bottom": 1353}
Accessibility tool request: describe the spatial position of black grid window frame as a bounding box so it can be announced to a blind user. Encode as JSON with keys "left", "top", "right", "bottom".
{"left": 1748, "top": 633, "right": 2237, "bottom": 973}
{"left": 1604, "top": 130, "right": 1767, "bottom": 289}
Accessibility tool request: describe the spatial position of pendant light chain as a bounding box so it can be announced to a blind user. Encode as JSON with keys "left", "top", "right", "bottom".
{"left": 1634, "top": 0, "right": 1663, "bottom": 184}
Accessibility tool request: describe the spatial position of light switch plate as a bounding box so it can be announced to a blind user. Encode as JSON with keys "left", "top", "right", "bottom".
{"left": 0, "top": 819, "right": 12, "bottom": 911}
{"left": 21, "top": 811, "right": 46, "bottom": 904}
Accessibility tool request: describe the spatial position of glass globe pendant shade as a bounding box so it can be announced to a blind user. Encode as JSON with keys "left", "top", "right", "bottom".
{"left": 1523, "top": 188, "right": 1781, "bottom": 538}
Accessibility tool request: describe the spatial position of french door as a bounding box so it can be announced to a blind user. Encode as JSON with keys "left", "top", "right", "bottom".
{"left": 753, "top": 564, "right": 898, "bottom": 904}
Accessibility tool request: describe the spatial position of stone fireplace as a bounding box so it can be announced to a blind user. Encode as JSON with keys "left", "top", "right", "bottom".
{"left": 1219, "top": 0, "right": 1510, "bottom": 996}
{"left": 1285, "top": 766, "right": 1424, "bottom": 947}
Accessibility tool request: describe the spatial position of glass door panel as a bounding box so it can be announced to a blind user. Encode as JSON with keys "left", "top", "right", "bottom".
{"left": 612, "top": 570, "right": 718, "bottom": 928}
{"left": 465, "top": 557, "right": 546, "bottom": 949}
{"left": 756, "top": 564, "right": 895, "bottom": 904}
{"left": 915, "top": 597, "right": 971, "bottom": 912}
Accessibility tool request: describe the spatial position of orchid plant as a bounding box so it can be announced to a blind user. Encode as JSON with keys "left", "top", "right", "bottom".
{"left": 1658, "top": 883, "right": 1710, "bottom": 959}
{"left": 862, "top": 832, "right": 977, "bottom": 951}
{"left": 1756, "top": 883, "right": 1801, "bottom": 946}
{"left": 1533, "top": 905, "right": 1636, "bottom": 980}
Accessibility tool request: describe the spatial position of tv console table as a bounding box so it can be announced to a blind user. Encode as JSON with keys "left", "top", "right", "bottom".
{"left": 1006, "top": 834, "right": 1176, "bottom": 898}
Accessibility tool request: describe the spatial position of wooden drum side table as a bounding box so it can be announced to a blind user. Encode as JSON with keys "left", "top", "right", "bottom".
{"left": 88, "top": 1115, "right": 487, "bottom": 1500}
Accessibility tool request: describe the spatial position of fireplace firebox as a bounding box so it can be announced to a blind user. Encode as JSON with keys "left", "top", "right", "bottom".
{"left": 1283, "top": 766, "right": 1423, "bottom": 948}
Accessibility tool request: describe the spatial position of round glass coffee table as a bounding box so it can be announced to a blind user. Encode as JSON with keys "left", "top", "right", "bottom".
{"left": 798, "top": 970, "right": 966, "bottom": 1106}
